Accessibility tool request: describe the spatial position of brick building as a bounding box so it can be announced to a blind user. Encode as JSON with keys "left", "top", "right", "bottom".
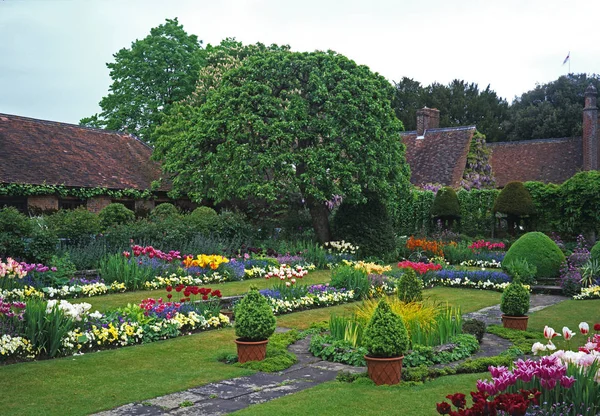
{"left": 0, "top": 113, "right": 185, "bottom": 213}
{"left": 402, "top": 84, "right": 600, "bottom": 188}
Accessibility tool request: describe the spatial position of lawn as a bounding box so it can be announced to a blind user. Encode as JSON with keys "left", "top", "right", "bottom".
{"left": 70, "top": 269, "right": 332, "bottom": 312}
{"left": 0, "top": 328, "right": 252, "bottom": 416}
{"left": 233, "top": 373, "right": 487, "bottom": 416}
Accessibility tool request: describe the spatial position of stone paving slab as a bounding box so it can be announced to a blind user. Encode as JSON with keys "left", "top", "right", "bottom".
{"left": 146, "top": 392, "right": 208, "bottom": 411}
{"left": 169, "top": 398, "right": 248, "bottom": 416}
{"left": 94, "top": 403, "right": 166, "bottom": 416}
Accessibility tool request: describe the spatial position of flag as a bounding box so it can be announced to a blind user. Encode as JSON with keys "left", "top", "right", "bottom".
{"left": 563, "top": 52, "right": 570, "bottom": 65}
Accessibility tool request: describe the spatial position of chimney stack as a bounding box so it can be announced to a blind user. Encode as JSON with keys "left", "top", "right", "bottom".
{"left": 583, "top": 84, "right": 598, "bottom": 171}
{"left": 416, "top": 107, "right": 440, "bottom": 136}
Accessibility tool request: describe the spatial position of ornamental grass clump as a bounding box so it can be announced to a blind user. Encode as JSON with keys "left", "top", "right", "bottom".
{"left": 234, "top": 288, "right": 276, "bottom": 342}
{"left": 362, "top": 299, "right": 408, "bottom": 358}
{"left": 500, "top": 281, "right": 530, "bottom": 317}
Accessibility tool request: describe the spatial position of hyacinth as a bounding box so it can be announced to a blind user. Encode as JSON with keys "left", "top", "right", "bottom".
{"left": 0, "top": 258, "right": 27, "bottom": 279}
{"left": 397, "top": 261, "right": 442, "bottom": 275}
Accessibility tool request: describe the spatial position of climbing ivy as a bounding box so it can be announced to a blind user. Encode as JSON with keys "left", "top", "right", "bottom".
{"left": 0, "top": 183, "right": 154, "bottom": 199}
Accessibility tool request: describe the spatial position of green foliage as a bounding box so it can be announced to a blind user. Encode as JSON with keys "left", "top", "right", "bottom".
{"left": 362, "top": 299, "right": 409, "bottom": 358}
{"left": 500, "top": 281, "right": 530, "bottom": 317}
{"left": 46, "top": 208, "right": 101, "bottom": 243}
{"left": 392, "top": 77, "right": 509, "bottom": 141}
{"left": 330, "top": 265, "right": 369, "bottom": 299}
{"left": 99, "top": 253, "right": 155, "bottom": 290}
{"left": 99, "top": 203, "right": 135, "bottom": 229}
{"left": 154, "top": 49, "right": 411, "bottom": 242}
{"left": 23, "top": 299, "right": 75, "bottom": 358}
{"left": 236, "top": 330, "right": 301, "bottom": 372}
{"left": 81, "top": 18, "right": 204, "bottom": 143}
{"left": 149, "top": 203, "right": 180, "bottom": 222}
{"left": 461, "top": 319, "right": 486, "bottom": 342}
{"left": 26, "top": 226, "right": 58, "bottom": 263}
{"left": 62, "top": 239, "right": 109, "bottom": 271}
{"left": 454, "top": 354, "right": 518, "bottom": 374}
{"left": 234, "top": 288, "right": 276, "bottom": 342}
{"left": 560, "top": 171, "right": 600, "bottom": 234}
{"left": 328, "top": 315, "right": 363, "bottom": 347}
{"left": 309, "top": 334, "right": 368, "bottom": 367}
{"left": 502, "top": 231, "right": 565, "bottom": 278}
{"left": 431, "top": 187, "right": 460, "bottom": 219}
{"left": 189, "top": 206, "right": 219, "bottom": 234}
{"left": 524, "top": 181, "right": 561, "bottom": 234}
{"left": 396, "top": 269, "right": 423, "bottom": 302}
{"left": 493, "top": 181, "right": 536, "bottom": 217}
{"left": 442, "top": 242, "right": 476, "bottom": 265}
{"left": 332, "top": 193, "right": 396, "bottom": 260}
{"left": 0, "top": 207, "right": 32, "bottom": 258}
{"left": 502, "top": 258, "right": 537, "bottom": 285}
{"left": 403, "top": 334, "right": 479, "bottom": 367}
{"left": 486, "top": 324, "right": 541, "bottom": 353}
{"left": 461, "top": 132, "right": 496, "bottom": 189}
{"left": 591, "top": 241, "right": 600, "bottom": 263}
{"left": 216, "top": 210, "right": 255, "bottom": 241}
{"left": 0, "top": 183, "right": 152, "bottom": 200}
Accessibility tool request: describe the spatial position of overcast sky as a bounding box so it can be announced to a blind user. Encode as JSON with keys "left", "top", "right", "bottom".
{"left": 0, "top": 0, "right": 597, "bottom": 124}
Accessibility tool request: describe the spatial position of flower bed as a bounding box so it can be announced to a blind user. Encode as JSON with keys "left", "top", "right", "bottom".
{"left": 260, "top": 284, "right": 355, "bottom": 315}
{"left": 574, "top": 285, "right": 600, "bottom": 300}
{"left": 424, "top": 269, "right": 517, "bottom": 292}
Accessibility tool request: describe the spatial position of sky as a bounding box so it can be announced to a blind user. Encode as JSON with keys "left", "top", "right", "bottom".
{"left": 0, "top": 0, "right": 598, "bottom": 124}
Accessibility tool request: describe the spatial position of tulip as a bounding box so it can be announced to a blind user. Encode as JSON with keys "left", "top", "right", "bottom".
{"left": 531, "top": 342, "right": 547, "bottom": 355}
{"left": 580, "top": 322, "right": 589, "bottom": 335}
{"left": 562, "top": 326, "right": 575, "bottom": 340}
{"left": 544, "top": 326, "right": 561, "bottom": 340}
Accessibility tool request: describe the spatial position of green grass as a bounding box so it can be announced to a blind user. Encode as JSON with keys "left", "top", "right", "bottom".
{"left": 0, "top": 328, "right": 253, "bottom": 416}
{"left": 70, "top": 270, "right": 332, "bottom": 312}
{"left": 233, "top": 373, "right": 487, "bottom": 415}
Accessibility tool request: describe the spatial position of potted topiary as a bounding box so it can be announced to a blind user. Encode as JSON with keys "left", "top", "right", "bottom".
{"left": 234, "top": 287, "right": 276, "bottom": 363}
{"left": 362, "top": 299, "right": 409, "bottom": 385}
{"left": 500, "top": 280, "right": 530, "bottom": 330}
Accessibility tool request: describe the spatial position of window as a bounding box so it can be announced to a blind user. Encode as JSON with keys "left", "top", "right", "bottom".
{"left": 0, "top": 196, "right": 27, "bottom": 213}
{"left": 59, "top": 198, "right": 86, "bottom": 210}
{"left": 112, "top": 199, "right": 136, "bottom": 211}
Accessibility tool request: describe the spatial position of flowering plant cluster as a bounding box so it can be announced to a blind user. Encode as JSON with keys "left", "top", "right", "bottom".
{"left": 323, "top": 240, "right": 358, "bottom": 255}
{"left": 367, "top": 274, "right": 396, "bottom": 297}
{"left": 164, "top": 284, "right": 222, "bottom": 302}
{"left": 182, "top": 254, "right": 229, "bottom": 270}
{"left": 437, "top": 389, "right": 540, "bottom": 416}
{"left": 0, "top": 258, "right": 27, "bottom": 290}
{"left": 574, "top": 285, "right": 600, "bottom": 300}
{"left": 406, "top": 236, "right": 444, "bottom": 257}
{"left": 424, "top": 270, "right": 516, "bottom": 292}
{"left": 468, "top": 240, "right": 506, "bottom": 251}
{"left": 125, "top": 245, "right": 182, "bottom": 262}
{"left": 459, "top": 259, "right": 502, "bottom": 269}
{"left": 263, "top": 264, "right": 309, "bottom": 286}
{"left": 260, "top": 284, "right": 355, "bottom": 314}
{"left": 397, "top": 261, "right": 442, "bottom": 275}
{"left": 342, "top": 260, "right": 391, "bottom": 275}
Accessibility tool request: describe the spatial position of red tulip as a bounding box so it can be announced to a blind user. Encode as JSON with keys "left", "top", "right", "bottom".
{"left": 436, "top": 402, "right": 451, "bottom": 414}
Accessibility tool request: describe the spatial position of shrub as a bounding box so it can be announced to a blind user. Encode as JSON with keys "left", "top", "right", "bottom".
{"left": 332, "top": 192, "right": 396, "bottom": 260}
{"left": 431, "top": 187, "right": 460, "bottom": 220}
{"left": 502, "top": 258, "right": 537, "bottom": 285}
{"left": 591, "top": 241, "right": 600, "bottom": 263}
{"left": 330, "top": 265, "right": 369, "bottom": 298}
{"left": 46, "top": 208, "right": 101, "bottom": 243}
{"left": 99, "top": 203, "right": 135, "bottom": 229}
{"left": 234, "top": 288, "right": 276, "bottom": 342}
{"left": 500, "top": 281, "right": 530, "bottom": 317}
{"left": 26, "top": 226, "right": 58, "bottom": 263}
{"left": 0, "top": 207, "right": 32, "bottom": 258}
{"left": 493, "top": 181, "right": 536, "bottom": 217}
{"left": 397, "top": 268, "right": 423, "bottom": 302}
{"left": 149, "top": 203, "right": 180, "bottom": 222}
{"left": 362, "top": 299, "right": 409, "bottom": 358}
{"left": 462, "top": 319, "right": 486, "bottom": 342}
{"left": 217, "top": 209, "right": 255, "bottom": 241}
{"left": 502, "top": 232, "right": 565, "bottom": 278}
{"left": 189, "top": 206, "right": 220, "bottom": 234}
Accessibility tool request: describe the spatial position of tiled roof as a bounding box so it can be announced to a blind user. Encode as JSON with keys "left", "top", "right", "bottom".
{"left": 401, "top": 126, "right": 476, "bottom": 187}
{"left": 0, "top": 113, "right": 168, "bottom": 191}
{"left": 487, "top": 137, "right": 582, "bottom": 187}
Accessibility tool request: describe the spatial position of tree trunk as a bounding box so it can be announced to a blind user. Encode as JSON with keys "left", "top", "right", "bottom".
{"left": 306, "top": 195, "right": 331, "bottom": 243}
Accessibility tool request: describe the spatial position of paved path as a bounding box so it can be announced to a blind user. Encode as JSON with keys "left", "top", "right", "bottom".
{"left": 93, "top": 294, "right": 568, "bottom": 416}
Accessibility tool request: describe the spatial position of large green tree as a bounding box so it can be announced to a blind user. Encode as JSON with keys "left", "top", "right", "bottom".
{"left": 80, "top": 18, "right": 203, "bottom": 144}
{"left": 154, "top": 50, "right": 411, "bottom": 242}
{"left": 393, "top": 78, "right": 509, "bottom": 141}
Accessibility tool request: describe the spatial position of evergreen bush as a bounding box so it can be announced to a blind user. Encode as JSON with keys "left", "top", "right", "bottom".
{"left": 502, "top": 232, "right": 565, "bottom": 278}
{"left": 99, "top": 203, "right": 135, "bottom": 229}
{"left": 591, "top": 241, "right": 600, "bottom": 263}
{"left": 234, "top": 288, "right": 276, "bottom": 342}
{"left": 332, "top": 192, "right": 396, "bottom": 260}
{"left": 500, "top": 281, "right": 530, "bottom": 317}
{"left": 362, "top": 299, "right": 409, "bottom": 358}
{"left": 397, "top": 268, "right": 423, "bottom": 302}
{"left": 0, "top": 207, "right": 32, "bottom": 258}
{"left": 431, "top": 186, "right": 461, "bottom": 220}
{"left": 46, "top": 208, "right": 101, "bottom": 244}
{"left": 149, "top": 203, "right": 180, "bottom": 222}
{"left": 493, "top": 182, "right": 536, "bottom": 217}
{"left": 462, "top": 319, "right": 486, "bottom": 342}
{"left": 189, "top": 206, "right": 220, "bottom": 234}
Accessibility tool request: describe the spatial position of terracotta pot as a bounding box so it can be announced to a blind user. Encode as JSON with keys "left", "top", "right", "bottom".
{"left": 235, "top": 339, "right": 268, "bottom": 363}
{"left": 502, "top": 314, "right": 529, "bottom": 331}
{"left": 364, "top": 355, "right": 404, "bottom": 386}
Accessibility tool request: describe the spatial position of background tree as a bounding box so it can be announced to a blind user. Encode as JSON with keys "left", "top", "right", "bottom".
{"left": 154, "top": 50, "right": 411, "bottom": 242}
{"left": 503, "top": 73, "right": 600, "bottom": 141}
{"left": 80, "top": 18, "right": 204, "bottom": 144}
{"left": 393, "top": 78, "right": 509, "bottom": 141}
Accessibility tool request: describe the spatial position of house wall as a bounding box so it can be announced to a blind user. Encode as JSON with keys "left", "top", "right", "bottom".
{"left": 27, "top": 195, "right": 59, "bottom": 212}
{"left": 87, "top": 196, "right": 112, "bottom": 213}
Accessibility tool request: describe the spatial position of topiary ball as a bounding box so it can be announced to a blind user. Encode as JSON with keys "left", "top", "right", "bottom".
{"left": 397, "top": 268, "right": 423, "bottom": 303}
{"left": 500, "top": 282, "right": 530, "bottom": 316}
{"left": 149, "top": 203, "right": 180, "bottom": 222}
{"left": 99, "top": 203, "right": 135, "bottom": 229}
{"left": 493, "top": 181, "right": 536, "bottom": 217}
{"left": 189, "top": 206, "right": 220, "bottom": 234}
{"left": 462, "top": 319, "right": 486, "bottom": 342}
{"left": 431, "top": 186, "right": 461, "bottom": 219}
{"left": 234, "top": 288, "right": 276, "bottom": 342}
{"left": 362, "top": 299, "right": 409, "bottom": 358}
{"left": 502, "top": 232, "right": 565, "bottom": 278}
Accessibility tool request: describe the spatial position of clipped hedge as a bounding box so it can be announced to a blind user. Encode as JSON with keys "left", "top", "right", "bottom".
{"left": 431, "top": 187, "right": 461, "bottom": 222}
{"left": 502, "top": 232, "right": 565, "bottom": 278}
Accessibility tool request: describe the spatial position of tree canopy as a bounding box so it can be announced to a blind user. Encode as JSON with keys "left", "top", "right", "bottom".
{"left": 154, "top": 50, "right": 411, "bottom": 242}
{"left": 80, "top": 18, "right": 204, "bottom": 144}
